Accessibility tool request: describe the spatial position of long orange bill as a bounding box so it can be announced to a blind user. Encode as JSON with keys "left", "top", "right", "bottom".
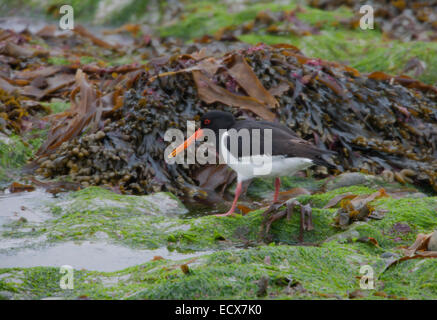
{"left": 168, "top": 128, "right": 204, "bottom": 158}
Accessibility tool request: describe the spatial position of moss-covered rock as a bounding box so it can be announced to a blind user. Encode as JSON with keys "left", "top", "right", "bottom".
{"left": 2, "top": 187, "right": 189, "bottom": 249}
{"left": 0, "top": 243, "right": 383, "bottom": 300}
{"left": 0, "top": 130, "right": 46, "bottom": 186}
{"left": 1, "top": 179, "right": 436, "bottom": 299}
{"left": 2, "top": 239, "right": 435, "bottom": 300}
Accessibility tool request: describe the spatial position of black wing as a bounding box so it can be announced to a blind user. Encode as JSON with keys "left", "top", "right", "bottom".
{"left": 224, "top": 120, "right": 336, "bottom": 167}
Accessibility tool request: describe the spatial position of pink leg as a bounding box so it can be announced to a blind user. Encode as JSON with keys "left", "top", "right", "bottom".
{"left": 215, "top": 181, "right": 243, "bottom": 217}
{"left": 273, "top": 177, "right": 281, "bottom": 202}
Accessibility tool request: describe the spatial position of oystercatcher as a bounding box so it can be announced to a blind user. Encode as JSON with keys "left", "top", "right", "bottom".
{"left": 169, "top": 111, "right": 335, "bottom": 216}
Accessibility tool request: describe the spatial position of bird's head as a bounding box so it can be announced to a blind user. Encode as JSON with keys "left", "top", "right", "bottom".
{"left": 200, "top": 111, "right": 236, "bottom": 133}
{"left": 168, "top": 111, "right": 235, "bottom": 159}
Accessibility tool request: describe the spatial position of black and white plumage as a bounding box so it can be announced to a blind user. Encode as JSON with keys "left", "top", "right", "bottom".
{"left": 170, "top": 111, "right": 336, "bottom": 216}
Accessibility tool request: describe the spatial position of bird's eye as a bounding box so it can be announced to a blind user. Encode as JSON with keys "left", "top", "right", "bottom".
{"left": 204, "top": 119, "right": 211, "bottom": 125}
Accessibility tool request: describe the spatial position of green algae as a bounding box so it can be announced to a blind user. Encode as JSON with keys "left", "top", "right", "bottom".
{"left": 241, "top": 30, "right": 437, "bottom": 85}
{"left": 40, "top": 101, "right": 71, "bottom": 114}
{"left": 4, "top": 182, "right": 434, "bottom": 254}
{"left": 46, "top": 0, "right": 99, "bottom": 22}
{"left": 158, "top": 1, "right": 279, "bottom": 40}
{"left": 379, "top": 259, "right": 437, "bottom": 299}
{"left": 46, "top": 56, "right": 70, "bottom": 66}
{"left": 0, "top": 129, "right": 46, "bottom": 185}
{"left": 31, "top": 187, "right": 187, "bottom": 248}
{"left": 11, "top": 0, "right": 436, "bottom": 83}
{"left": 107, "top": 0, "right": 153, "bottom": 26}
{"left": 0, "top": 0, "right": 436, "bottom": 300}
{"left": 168, "top": 205, "right": 336, "bottom": 249}
{"left": 353, "top": 197, "right": 437, "bottom": 249}
{"left": 0, "top": 243, "right": 384, "bottom": 300}
{"left": 246, "top": 175, "right": 325, "bottom": 200}
{"left": 298, "top": 185, "right": 378, "bottom": 208}
{"left": 1, "top": 181, "right": 437, "bottom": 299}
{"left": 158, "top": 1, "right": 437, "bottom": 84}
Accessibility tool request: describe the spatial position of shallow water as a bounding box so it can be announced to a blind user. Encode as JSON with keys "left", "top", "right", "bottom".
{"left": 0, "top": 241, "right": 212, "bottom": 272}
{"left": 0, "top": 188, "right": 57, "bottom": 228}
{"left": 0, "top": 188, "right": 214, "bottom": 271}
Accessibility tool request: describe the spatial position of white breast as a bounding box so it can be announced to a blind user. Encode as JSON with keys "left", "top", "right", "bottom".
{"left": 219, "top": 131, "right": 314, "bottom": 182}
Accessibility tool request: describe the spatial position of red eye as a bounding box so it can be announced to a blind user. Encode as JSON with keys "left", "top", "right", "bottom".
{"left": 204, "top": 119, "right": 211, "bottom": 125}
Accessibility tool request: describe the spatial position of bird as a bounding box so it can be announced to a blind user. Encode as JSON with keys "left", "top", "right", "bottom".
{"left": 169, "top": 110, "right": 336, "bottom": 217}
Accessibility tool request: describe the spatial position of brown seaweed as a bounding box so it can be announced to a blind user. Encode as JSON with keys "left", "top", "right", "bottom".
{"left": 32, "top": 44, "right": 437, "bottom": 195}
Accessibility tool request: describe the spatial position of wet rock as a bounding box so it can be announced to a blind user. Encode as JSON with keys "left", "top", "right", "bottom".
{"left": 53, "top": 187, "right": 188, "bottom": 218}
{"left": 325, "top": 173, "right": 373, "bottom": 191}
{"left": 0, "top": 188, "right": 56, "bottom": 228}
{"left": 1, "top": 186, "right": 437, "bottom": 299}
{"left": 0, "top": 241, "right": 209, "bottom": 272}
{"left": 147, "top": 193, "right": 189, "bottom": 216}
{"left": 428, "top": 231, "right": 437, "bottom": 251}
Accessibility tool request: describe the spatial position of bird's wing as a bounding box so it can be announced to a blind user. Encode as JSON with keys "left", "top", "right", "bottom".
{"left": 225, "top": 120, "right": 336, "bottom": 167}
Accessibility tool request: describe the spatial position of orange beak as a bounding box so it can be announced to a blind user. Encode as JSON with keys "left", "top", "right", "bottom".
{"left": 168, "top": 128, "right": 204, "bottom": 158}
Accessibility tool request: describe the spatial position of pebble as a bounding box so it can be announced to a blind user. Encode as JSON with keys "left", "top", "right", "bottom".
{"left": 95, "top": 131, "right": 106, "bottom": 140}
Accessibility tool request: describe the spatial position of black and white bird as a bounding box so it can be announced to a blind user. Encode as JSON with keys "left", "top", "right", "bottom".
{"left": 170, "top": 111, "right": 335, "bottom": 216}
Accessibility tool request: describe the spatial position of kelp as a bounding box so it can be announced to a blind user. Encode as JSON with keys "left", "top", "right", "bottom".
{"left": 0, "top": 88, "right": 48, "bottom": 134}
{"left": 33, "top": 44, "right": 437, "bottom": 195}
{"left": 0, "top": 25, "right": 133, "bottom": 134}
{"left": 335, "top": 188, "right": 389, "bottom": 227}
{"left": 385, "top": 232, "right": 437, "bottom": 269}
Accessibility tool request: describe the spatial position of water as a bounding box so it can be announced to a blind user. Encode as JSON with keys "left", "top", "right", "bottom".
{"left": 0, "top": 241, "right": 212, "bottom": 272}
{"left": 0, "top": 188, "right": 213, "bottom": 272}
{"left": 0, "top": 188, "right": 57, "bottom": 228}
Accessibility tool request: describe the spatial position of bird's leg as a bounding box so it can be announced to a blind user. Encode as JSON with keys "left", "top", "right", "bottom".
{"left": 273, "top": 177, "right": 281, "bottom": 202}
{"left": 215, "top": 181, "right": 242, "bottom": 217}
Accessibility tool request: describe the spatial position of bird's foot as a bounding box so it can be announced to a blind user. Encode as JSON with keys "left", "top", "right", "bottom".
{"left": 214, "top": 211, "right": 235, "bottom": 217}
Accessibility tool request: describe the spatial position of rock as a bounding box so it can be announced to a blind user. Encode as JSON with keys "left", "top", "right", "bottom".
{"left": 146, "top": 192, "right": 188, "bottom": 216}
{"left": 427, "top": 231, "right": 437, "bottom": 251}
{"left": 409, "top": 192, "right": 428, "bottom": 199}
{"left": 325, "top": 173, "right": 372, "bottom": 191}
{"left": 94, "top": 231, "right": 109, "bottom": 240}
{"left": 53, "top": 187, "right": 188, "bottom": 218}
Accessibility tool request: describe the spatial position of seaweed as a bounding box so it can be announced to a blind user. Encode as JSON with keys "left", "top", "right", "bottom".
{"left": 34, "top": 45, "right": 437, "bottom": 195}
